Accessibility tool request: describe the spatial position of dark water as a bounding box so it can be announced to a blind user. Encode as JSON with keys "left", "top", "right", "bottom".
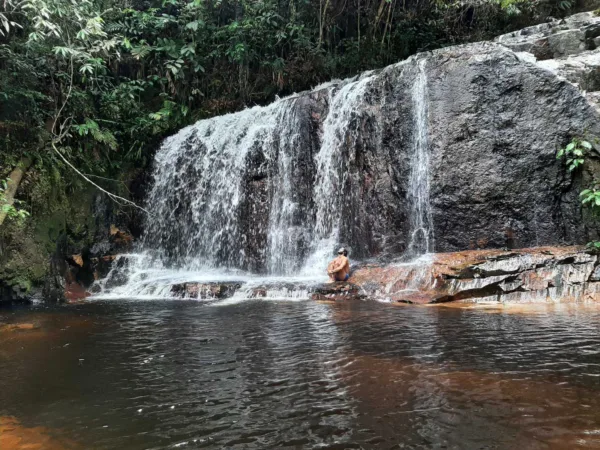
{"left": 2, "top": 300, "right": 600, "bottom": 449}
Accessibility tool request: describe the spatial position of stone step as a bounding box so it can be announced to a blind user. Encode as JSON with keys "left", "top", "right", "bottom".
{"left": 496, "top": 12, "right": 600, "bottom": 60}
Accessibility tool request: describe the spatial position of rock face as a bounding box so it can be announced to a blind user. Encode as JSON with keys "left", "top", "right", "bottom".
{"left": 142, "top": 17, "right": 600, "bottom": 274}
{"left": 495, "top": 12, "right": 600, "bottom": 60}
{"left": 497, "top": 12, "right": 600, "bottom": 112}
{"left": 350, "top": 246, "right": 600, "bottom": 304}
{"left": 68, "top": 11, "right": 600, "bottom": 302}
{"left": 171, "top": 282, "right": 242, "bottom": 299}
{"left": 424, "top": 43, "right": 599, "bottom": 251}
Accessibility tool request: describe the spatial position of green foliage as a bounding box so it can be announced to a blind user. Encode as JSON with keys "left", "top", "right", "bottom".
{"left": 558, "top": 137, "right": 600, "bottom": 249}
{"left": 587, "top": 241, "right": 600, "bottom": 250}
{"left": 0, "top": 179, "right": 30, "bottom": 223}
{"left": 557, "top": 138, "right": 592, "bottom": 172}
{"left": 580, "top": 188, "right": 600, "bottom": 210}
{"left": 73, "top": 119, "right": 118, "bottom": 150}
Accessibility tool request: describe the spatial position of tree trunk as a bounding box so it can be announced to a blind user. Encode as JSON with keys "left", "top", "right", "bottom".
{"left": 0, "top": 157, "right": 33, "bottom": 227}
{"left": 318, "top": 0, "right": 331, "bottom": 49}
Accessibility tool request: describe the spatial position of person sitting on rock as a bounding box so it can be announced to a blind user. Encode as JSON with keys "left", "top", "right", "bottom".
{"left": 327, "top": 248, "right": 351, "bottom": 282}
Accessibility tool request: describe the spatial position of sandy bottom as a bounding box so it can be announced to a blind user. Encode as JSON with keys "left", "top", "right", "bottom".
{"left": 0, "top": 417, "right": 78, "bottom": 450}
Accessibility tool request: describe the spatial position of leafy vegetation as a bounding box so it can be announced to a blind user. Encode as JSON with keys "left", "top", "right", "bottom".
{"left": 557, "top": 138, "right": 593, "bottom": 172}
{"left": 0, "top": 180, "right": 29, "bottom": 222}
{"left": 0, "top": 0, "right": 588, "bottom": 196}
{"left": 557, "top": 137, "right": 600, "bottom": 249}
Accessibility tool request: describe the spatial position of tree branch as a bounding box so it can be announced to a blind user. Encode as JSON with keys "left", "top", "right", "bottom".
{"left": 51, "top": 142, "right": 149, "bottom": 214}
{"left": 50, "top": 55, "right": 148, "bottom": 215}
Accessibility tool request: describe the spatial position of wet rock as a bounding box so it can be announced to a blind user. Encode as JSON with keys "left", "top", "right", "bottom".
{"left": 589, "top": 264, "right": 600, "bottom": 281}
{"left": 109, "top": 225, "right": 134, "bottom": 251}
{"left": 140, "top": 18, "right": 600, "bottom": 271}
{"left": 42, "top": 255, "right": 69, "bottom": 303}
{"left": 0, "top": 323, "right": 38, "bottom": 332}
{"left": 350, "top": 246, "right": 600, "bottom": 304}
{"left": 170, "top": 282, "right": 242, "bottom": 299}
{"left": 90, "top": 255, "right": 118, "bottom": 282}
{"left": 495, "top": 12, "right": 600, "bottom": 59}
{"left": 43, "top": 249, "right": 94, "bottom": 303}
{"left": 310, "top": 283, "right": 365, "bottom": 302}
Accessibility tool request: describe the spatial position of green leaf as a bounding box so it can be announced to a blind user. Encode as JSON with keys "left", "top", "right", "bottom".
{"left": 566, "top": 142, "right": 576, "bottom": 151}
{"left": 79, "top": 64, "right": 94, "bottom": 75}
{"left": 582, "top": 140, "right": 593, "bottom": 149}
{"left": 186, "top": 21, "right": 201, "bottom": 31}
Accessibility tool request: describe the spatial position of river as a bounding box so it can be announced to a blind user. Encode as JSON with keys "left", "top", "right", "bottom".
{"left": 2, "top": 299, "right": 600, "bottom": 449}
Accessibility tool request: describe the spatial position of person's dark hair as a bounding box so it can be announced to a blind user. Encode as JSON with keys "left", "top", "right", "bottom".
{"left": 343, "top": 249, "right": 348, "bottom": 257}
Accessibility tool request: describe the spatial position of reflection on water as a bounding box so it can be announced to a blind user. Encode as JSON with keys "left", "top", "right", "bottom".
{"left": 2, "top": 301, "right": 600, "bottom": 449}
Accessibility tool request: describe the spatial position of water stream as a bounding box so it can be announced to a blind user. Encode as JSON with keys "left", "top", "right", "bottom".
{"left": 392, "top": 59, "right": 435, "bottom": 294}
{"left": 406, "top": 59, "right": 434, "bottom": 258}
{"left": 300, "top": 74, "right": 375, "bottom": 276}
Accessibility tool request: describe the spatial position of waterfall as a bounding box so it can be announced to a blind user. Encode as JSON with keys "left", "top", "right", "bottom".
{"left": 406, "top": 59, "right": 434, "bottom": 258}
{"left": 392, "top": 58, "right": 436, "bottom": 295}
{"left": 94, "top": 60, "right": 436, "bottom": 299}
{"left": 142, "top": 102, "right": 285, "bottom": 270}
{"left": 141, "top": 93, "right": 330, "bottom": 275}
{"left": 266, "top": 100, "right": 313, "bottom": 275}
{"left": 301, "top": 74, "right": 375, "bottom": 275}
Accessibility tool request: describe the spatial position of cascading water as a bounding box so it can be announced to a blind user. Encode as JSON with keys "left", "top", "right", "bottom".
{"left": 406, "top": 59, "right": 434, "bottom": 258}
{"left": 142, "top": 101, "right": 285, "bottom": 270}
{"left": 392, "top": 58, "right": 436, "bottom": 295}
{"left": 301, "top": 74, "right": 375, "bottom": 275}
{"left": 94, "top": 75, "right": 378, "bottom": 299}
{"left": 94, "top": 59, "right": 435, "bottom": 301}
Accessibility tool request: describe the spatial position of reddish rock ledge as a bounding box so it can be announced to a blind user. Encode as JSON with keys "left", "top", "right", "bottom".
{"left": 349, "top": 246, "right": 600, "bottom": 304}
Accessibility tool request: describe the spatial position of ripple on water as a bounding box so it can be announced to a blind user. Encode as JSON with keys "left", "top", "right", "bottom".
{"left": 2, "top": 301, "right": 600, "bottom": 449}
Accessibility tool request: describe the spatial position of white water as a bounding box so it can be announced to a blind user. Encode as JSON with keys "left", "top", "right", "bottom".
{"left": 142, "top": 100, "right": 287, "bottom": 270}
{"left": 406, "top": 59, "right": 434, "bottom": 258}
{"left": 266, "top": 100, "right": 312, "bottom": 275}
{"left": 93, "top": 61, "right": 434, "bottom": 301}
{"left": 92, "top": 254, "right": 327, "bottom": 301}
{"left": 301, "top": 74, "right": 375, "bottom": 275}
{"left": 398, "top": 59, "right": 435, "bottom": 292}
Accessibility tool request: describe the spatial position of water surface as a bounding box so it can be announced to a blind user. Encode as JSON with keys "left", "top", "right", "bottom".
{"left": 2, "top": 300, "right": 600, "bottom": 449}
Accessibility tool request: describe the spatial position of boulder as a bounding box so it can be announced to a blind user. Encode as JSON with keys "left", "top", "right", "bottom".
{"left": 310, "top": 283, "right": 365, "bottom": 302}
{"left": 495, "top": 12, "right": 600, "bottom": 59}
{"left": 170, "top": 282, "right": 242, "bottom": 299}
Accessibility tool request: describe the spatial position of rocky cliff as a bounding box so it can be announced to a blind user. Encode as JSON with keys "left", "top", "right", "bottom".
{"left": 142, "top": 18, "right": 600, "bottom": 274}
